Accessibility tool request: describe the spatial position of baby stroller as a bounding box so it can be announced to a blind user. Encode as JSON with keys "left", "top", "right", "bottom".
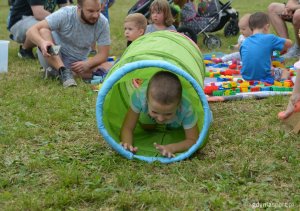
{"left": 178, "top": 0, "right": 239, "bottom": 49}
{"left": 128, "top": 0, "right": 239, "bottom": 50}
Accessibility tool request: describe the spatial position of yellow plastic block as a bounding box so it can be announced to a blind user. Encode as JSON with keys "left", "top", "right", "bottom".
{"left": 274, "top": 81, "right": 283, "bottom": 87}
{"left": 230, "top": 81, "right": 237, "bottom": 88}
{"left": 240, "top": 82, "right": 250, "bottom": 88}
{"left": 224, "top": 90, "right": 231, "bottom": 96}
{"left": 204, "top": 60, "right": 213, "bottom": 65}
{"left": 272, "top": 61, "right": 285, "bottom": 68}
{"left": 241, "top": 87, "right": 248, "bottom": 92}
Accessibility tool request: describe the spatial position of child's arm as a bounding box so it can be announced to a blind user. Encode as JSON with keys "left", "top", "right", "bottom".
{"left": 120, "top": 108, "right": 140, "bottom": 153}
{"left": 282, "top": 38, "right": 293, "bottom": 53}
{"left": 154, "top": 124, "right": 199, "bottom": 158}
{"left": 230, "top": 43, "right": 240, "bottom": 51}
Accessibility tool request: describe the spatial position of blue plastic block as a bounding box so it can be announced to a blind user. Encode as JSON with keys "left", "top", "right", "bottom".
{"left": 260, "top": 87, "right": 271, "bottom": 91}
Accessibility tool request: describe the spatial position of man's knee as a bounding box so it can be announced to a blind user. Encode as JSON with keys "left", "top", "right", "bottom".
{"left": 10, "top": 16, "right": 38, "bottom": 43}
{"left": 293, "top": 10, "right": 300, "bottom": 27}
{"left": 40, "top": 28, "right": 52, "bottom": 37}
{"left": 268, "top": 3, "right": 276, "bottom": 13}
{"left": 268, "top": 2, "right": 284, "bottom": 14}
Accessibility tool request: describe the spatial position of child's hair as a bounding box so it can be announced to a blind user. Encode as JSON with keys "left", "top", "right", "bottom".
{"left": 149, "top": 0, "right": 174, "bottom": 27}
{"left": 124, "top": 13, "right": 148, "bottom": 32}
{"left": 238, "top": 13, "right": 251, "bottom": 27}
{"left": 249, "top": 12, "right": 269, "bottom": 31}
{"left": 147, "top": 71, "right": 182, "bottom": 105}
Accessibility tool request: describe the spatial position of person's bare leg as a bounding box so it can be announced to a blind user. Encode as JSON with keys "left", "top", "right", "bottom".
{"left": 38, "top": 28, "right": 77, "bottom": 87}
{"left": 278, "top": 68, "right": 300, "bottom": 119}
{"left": 268, "top": 3, "right": 289, "bottom": 38}
{"left": 22, "top": 37, "right": 36, "bottom": 49}
{"left": 292, "top": 10, "right": 300, "bottom": 46}
{"left": 39, "top": 28, "right": 64, "bottom": 70}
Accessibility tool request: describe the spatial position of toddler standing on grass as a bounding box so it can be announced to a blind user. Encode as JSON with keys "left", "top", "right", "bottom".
{"left": 145, "top": 0, "right": 177, "bottom": 34}
{"left": 221, "top": 13, "right": 252, "bottom": 62}
{"left": 120, "top": 71, "right": 199, "bottom": 158}
{"left": 240, "top": 12, "right": 292, "bottom": 81}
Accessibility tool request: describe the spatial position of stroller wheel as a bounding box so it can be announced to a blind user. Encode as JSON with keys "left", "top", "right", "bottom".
{"left": 224, "top": 20, "right": 240, "bottom": 37}
{"left": 204, "top": 35, "right": 221, "bottom": 50}
{"left": 177, "top": 26, "right": 197, "bottom": 43}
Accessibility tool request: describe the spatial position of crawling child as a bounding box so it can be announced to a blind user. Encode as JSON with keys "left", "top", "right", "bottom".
{"left": 120, "top": 71, "right": 199, "bottom": 158}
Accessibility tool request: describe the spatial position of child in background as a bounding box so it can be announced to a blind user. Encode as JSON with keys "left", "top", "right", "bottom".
{"left": 124, "top": 13, "right": 148, "bottom": 46}
{"left": 240, "top": 12, "right": 292, "bottom": 81}
{"left": 221, "top": 13, "right": 252, "bottom": 62}
{"left": 120, "top": 71, "right": 199, "bottom": 158}
{"left": 145, "top": 0, "right": 177, "bottom": 34}
{"left": 93, "top": 13, "right": 147, "bottom": 77}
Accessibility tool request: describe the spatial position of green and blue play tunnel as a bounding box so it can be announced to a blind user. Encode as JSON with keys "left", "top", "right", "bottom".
{"left": 96, "top": 31, "right": 212, "bottom": 163}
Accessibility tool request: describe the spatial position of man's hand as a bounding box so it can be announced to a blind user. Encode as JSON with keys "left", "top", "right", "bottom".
{"left": 281, "top": 7, "right": 294, "bottom": 20}
{"left": 40, "top": 41, "right": 55, "bottom": 57}
{"left": 71, "top": 61, "right": 90, "bottom": 74}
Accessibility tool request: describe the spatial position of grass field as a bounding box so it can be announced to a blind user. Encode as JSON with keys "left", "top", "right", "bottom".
{"left": 0, "top": 0, "right": 299, "bottom": 210}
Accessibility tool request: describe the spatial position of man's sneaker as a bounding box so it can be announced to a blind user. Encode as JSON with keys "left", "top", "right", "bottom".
{"left": 44, "top": 67, "right": 59, "bottom": 80}
{"left": 282, "top": 44, "right": 300, "bottom": 59}
{"left": 58, "top": 68, "right": 77, "bottom": 87}
{"left": 18, "top": 45, "right": 35, "bottom": 59}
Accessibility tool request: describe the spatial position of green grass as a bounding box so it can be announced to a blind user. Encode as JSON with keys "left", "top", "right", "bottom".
{"left": 0, "top": 0, "right": 300, "bottom": 210}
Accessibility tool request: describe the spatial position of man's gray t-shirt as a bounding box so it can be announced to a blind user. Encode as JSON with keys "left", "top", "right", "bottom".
{"left": 46, "top": 6, "right": 110, "bottom": 67}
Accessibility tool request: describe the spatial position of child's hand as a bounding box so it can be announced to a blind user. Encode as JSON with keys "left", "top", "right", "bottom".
{"left": 229, "top": 45, "right": 235, "bottom": 50}
{"left": 154, "top": 143, "right": 175, "bottom": 158}
{"left": 121, "top": 142, "right": 138, "bottom": 153}
{"left": 229, "top": 44, "right": 239, "bottom": 51}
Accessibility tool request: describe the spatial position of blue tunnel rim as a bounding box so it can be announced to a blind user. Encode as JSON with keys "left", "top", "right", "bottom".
{"left": 96, "top": 60, "right": 212, "bottom": 164}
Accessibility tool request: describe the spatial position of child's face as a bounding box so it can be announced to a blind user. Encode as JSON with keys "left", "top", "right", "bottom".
{"left": 147, "top": 95, "right": 178, "bottom": 124}
{"left": 151, "top": 8, "right": 165, "bottom": 25}
{"left": 239, "top": 22, "right": 252, "bottom": 37}
{"left": 124, "top": 21, "right": 144, "bottom": 42}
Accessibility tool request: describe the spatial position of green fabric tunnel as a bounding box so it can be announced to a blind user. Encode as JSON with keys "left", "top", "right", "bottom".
{"left": 96, "top": 31, "right": 212, "bottom": 163}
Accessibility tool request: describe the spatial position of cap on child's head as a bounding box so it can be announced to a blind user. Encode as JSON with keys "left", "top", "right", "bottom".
{"left": 249, "top": 12, "right": 269, "bottom": 31}
{"left": 125, "top": 13, "right": 147, "bottom": 31}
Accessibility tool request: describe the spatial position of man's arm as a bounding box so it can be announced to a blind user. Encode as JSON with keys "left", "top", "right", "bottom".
{"left": 70, "top": 45, "right": 110, "bottom": 77}
{"left": 26, "top": 20, "right": 54, "bottom": 56}
{"left": 283, "top": 38, "right": 293, "bottom": 52}
{"left": 89, "top": 45, "right": 110, "bottom": 69}
{"left": 286, "top": 0, "right": 300, "bottom": 12}
{"left": 31, "top": 5, "right": 51, "bottom": 20}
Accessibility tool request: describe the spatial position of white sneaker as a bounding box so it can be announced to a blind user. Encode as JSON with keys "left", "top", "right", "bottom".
{"left": 282, "top": 44, "right": 300, "bottom": 59}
